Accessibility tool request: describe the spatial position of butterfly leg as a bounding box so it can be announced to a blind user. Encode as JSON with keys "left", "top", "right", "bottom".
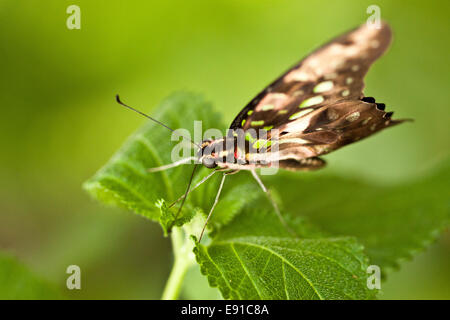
{"left": 250, "top": 169, "right": 296, "bottom": 236}
{"left": 199, "top": 171, "right": 234, "bottom": 242}
{"left": 168, "top": 169, "right": 239, "bottom": 208}
{"left": 168, "top": 169, "right": 218, "bottom": 208}
{"left": 147, "top": 157, "right": 197, "bottom": 173}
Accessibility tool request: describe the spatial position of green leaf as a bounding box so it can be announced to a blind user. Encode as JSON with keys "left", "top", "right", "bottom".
{"left": 194, "top": 207, "right": 377, "bottom": 300}
{"left": 83, "top": 92, "right": 226, "bottom": 223}
{"left": 190, "top": 172, "right": 261, "bottom": 232}
{"left": 156, "top": 199, "right": 196, "bottom": 236}
{"left": 266, "top": 161, "right": 450, "bottom": 272}
{"left": 0, "top": 253, "right": 60, "bottom": 300}
{"left": 84, "top": 92, "right": 264, "bottom": 234}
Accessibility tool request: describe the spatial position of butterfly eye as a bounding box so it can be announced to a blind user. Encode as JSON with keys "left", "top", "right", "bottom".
{"left": 202, "top": 156, "right": 217, "bottom": 169}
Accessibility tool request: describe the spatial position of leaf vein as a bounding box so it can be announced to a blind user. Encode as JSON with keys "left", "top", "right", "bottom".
{"left": 230, "top": 244, "right": 263, "bottom": 299}
{"left": 219, "top": 240, "right": 323, "bottom": 299}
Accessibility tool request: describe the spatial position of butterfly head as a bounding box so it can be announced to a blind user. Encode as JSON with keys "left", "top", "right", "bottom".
{"left": 196, "top": 139, "right": 218, "bottom": 169}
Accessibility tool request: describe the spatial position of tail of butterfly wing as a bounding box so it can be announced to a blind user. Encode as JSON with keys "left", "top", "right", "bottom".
{"left": 270, "top": 96, "right": 411, "bottom": 163}
{"left": 302, "top": 97, "right": 411, "bottom": 154}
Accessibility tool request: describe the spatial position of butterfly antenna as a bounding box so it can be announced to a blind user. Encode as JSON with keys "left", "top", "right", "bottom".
{"left": 168, "top": 163, "right": 199, "bottom": 231}
{"left": 115, "top": 95, "right": 200, "bottom": 148}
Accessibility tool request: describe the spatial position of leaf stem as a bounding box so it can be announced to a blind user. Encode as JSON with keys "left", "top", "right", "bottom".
{"left": 161, "top": 227, "right": 195, "bottom": 300}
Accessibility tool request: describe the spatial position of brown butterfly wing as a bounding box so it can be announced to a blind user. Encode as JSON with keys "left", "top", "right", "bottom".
{"left": 230, "top": 21, "right": 392, "bottom": 133}
{"left": 229, "top": 22, "right": 407, "bottom": 170}
{"left": 271, "top": 100, "right": 405, "bottom": 164}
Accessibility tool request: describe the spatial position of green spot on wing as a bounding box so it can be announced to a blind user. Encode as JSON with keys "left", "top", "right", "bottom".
{"left": 289, "top": 108, "right": 313, "bottom": 120}
{"left": 299, "top": 96, "right": 324, "bottom": 108}
{"left": 261, "top": 104, "right": 275, "bottom": 111}
{"left": 252, "top": 139, "right": 272, "bottom": 149}
{"left": 245, "top": 132, "right": 256, "bottom": 143}
{"left": 313, "top": 81, "right": 334, "bottom": 93}
{"left": 251, "top": 120, "right": 265, "bottom": 126}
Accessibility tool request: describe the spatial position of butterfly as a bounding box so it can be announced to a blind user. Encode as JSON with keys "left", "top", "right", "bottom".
{"left": 117, "top": 21, "right": 408, "bottom": 240}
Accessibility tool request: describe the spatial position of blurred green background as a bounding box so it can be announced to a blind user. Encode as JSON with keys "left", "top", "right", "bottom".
{"left": 0, "top": 0, "right": 448, "bottom": 299}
